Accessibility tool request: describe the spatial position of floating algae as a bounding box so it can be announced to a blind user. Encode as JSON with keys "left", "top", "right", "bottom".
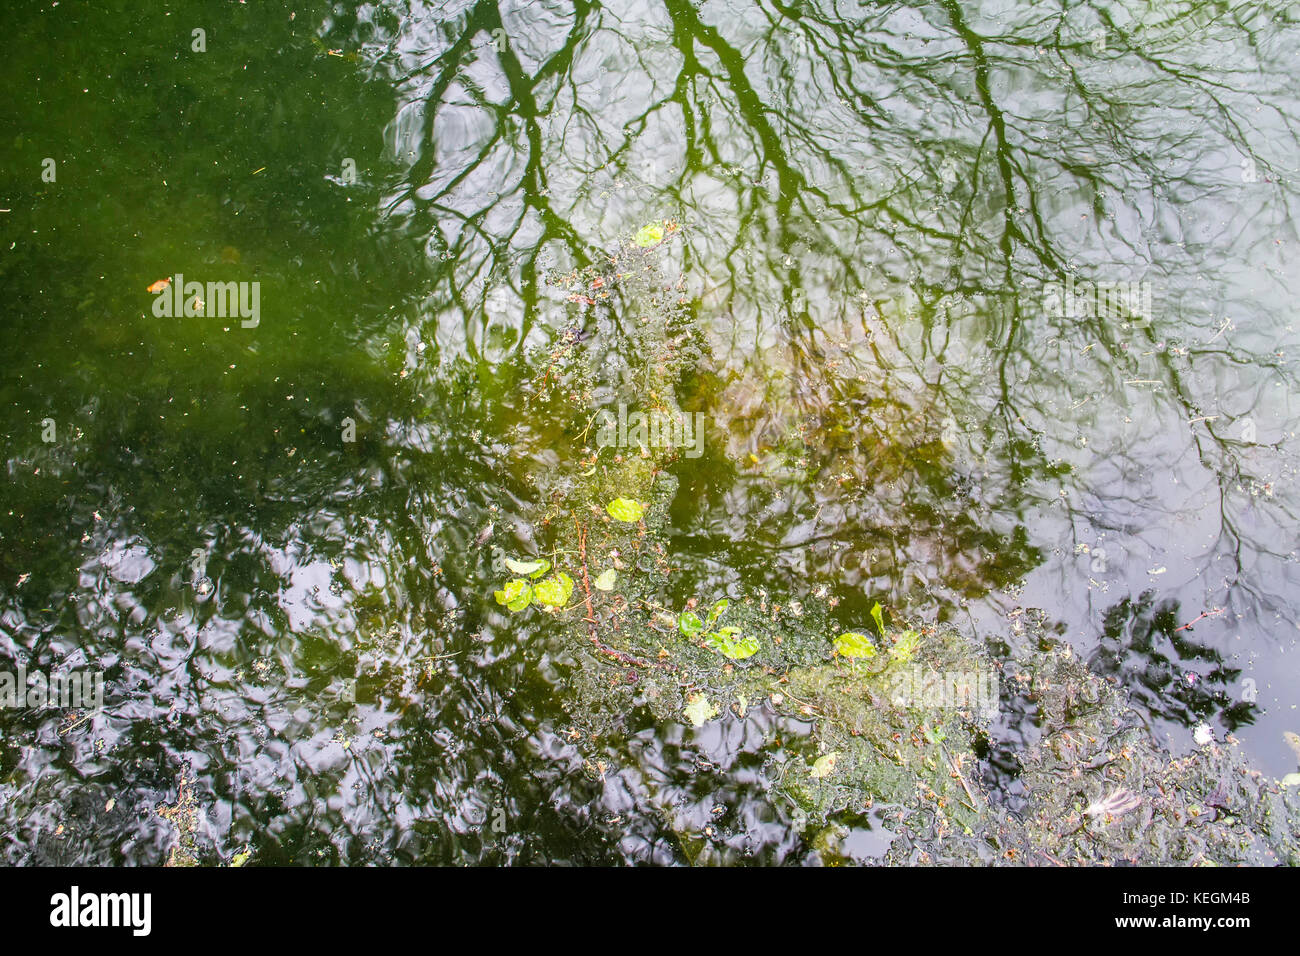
{"left": 486, "top": 224, "right": 999, "bottom": 856}
{"left": 156, "top": 768, "right": 201, "bottom": 868}
{"left": 972, "top": 620, "right": 1300, "bottom": 867}
{"left": 484, "top": 222, "right": 1300, "bottom": 864}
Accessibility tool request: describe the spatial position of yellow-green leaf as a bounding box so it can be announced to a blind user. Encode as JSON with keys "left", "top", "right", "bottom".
{"left": 889, "top": 629, "right": 922, "bottom": 664}
{"left": 705, "top": 626, "right": 759, "bottom": 660}
{"left": 593, "top": 568, "right": 618, "bottom": 591}
{"left": 606, "top": 498, "right": 645, "bottom": 522}
{"left": 504, "top": 557, "right": 550, "bottom": 578}
{"left": 494, "top": 578, "right": 532, "bottom": 612}
{"left": 684, "top": 693, "right": 718, "bottom": 727}
{"left": 810, "top": 752, "right": 839, "bottom": 779}
{"left": 833, "top": 632, "right": 876, "bottom": 659}
{"left": 634, "top": 222, "right": 664, "bottom": 248}
{"left": 532, "top": 572, "right": 574, "bottom": 607}
{"left": 707, "top": 599, "right": 729, "bottom": 625}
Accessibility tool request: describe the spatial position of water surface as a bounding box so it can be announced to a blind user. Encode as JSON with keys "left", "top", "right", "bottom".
{"left": 2, "top": 0, "right": 1299, "bottom": 864}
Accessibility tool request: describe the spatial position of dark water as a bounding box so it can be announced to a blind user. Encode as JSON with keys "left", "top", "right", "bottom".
{"left": 2, "top": 0, "right": 1298, "bottom": 864}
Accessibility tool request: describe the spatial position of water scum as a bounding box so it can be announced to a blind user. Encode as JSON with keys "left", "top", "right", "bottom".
{"left": 479, "top": 222, "right": 1300, "bottom": 864}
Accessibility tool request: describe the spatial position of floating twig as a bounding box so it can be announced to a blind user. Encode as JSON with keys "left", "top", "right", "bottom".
{"left": 1175, "top": 607, "right": 1225, "bottom": 632}
{"left": 575, "top": 516, "right": 597, "bottom": 626}
{"left": 940, "top": 740, "right": 978, "bottom": 811}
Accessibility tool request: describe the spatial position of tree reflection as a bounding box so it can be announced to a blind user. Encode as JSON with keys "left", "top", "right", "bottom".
{"left": 355, "top": 0, "right": 1295, "bottom": 608}
{"left": 3, "top": 0, "right": 1298, "bottom": 863}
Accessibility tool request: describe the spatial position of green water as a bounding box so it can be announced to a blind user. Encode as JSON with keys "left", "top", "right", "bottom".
{"left": 2, "top": 0, "right": 1299, "bottom": 864}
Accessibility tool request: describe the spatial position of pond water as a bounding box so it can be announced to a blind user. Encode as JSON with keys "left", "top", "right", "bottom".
{"left": 2, "top": 0, "right": 1298, "bottom": 864}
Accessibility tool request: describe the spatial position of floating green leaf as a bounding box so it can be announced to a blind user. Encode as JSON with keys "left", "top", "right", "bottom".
{"left": 678, "top": 611, "right": 704, "bottom": 637}
{"left": 890, "top": 629, "right": 922, "bottom": 664}
{"left": 707, "top": 599, "right": 729, "bottom": 625}
{"left": 606, "top": 497, "right": 645, "bottom": 522}
{"left": 504, "top": 557, "right": 551, "bottom": 578}
{"left": 684, "top": 693, "right": 718, "bottom": 727}
{"left": 705, "top": 626, "right": 759, "bottom": 660}
{"left": 230, "top": 848, "right": 252, "bottom": 868}
{"left": 810, "top": 752, "right": 839, "bottom": 779}
{"left": 870, "top": 601, "right": 886, "bottom": 637}
{"left": 532, "top": 572, "right": 575, "bottom": 607}
{"left": 833, "top": 632, "right": 877, "bottom": 659}
{"left": 634, "top": 222, "right": 665, "bottom": 248}
{"left": 494, "top": 579, "right": 532, "bottom": 612}
{"left": 593, "top": 568, "right": 618, "bottom": 591}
